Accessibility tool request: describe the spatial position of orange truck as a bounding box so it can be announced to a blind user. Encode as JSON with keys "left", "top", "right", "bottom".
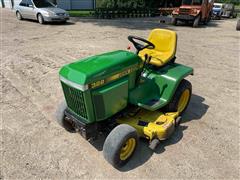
{"left": 172, "top": 0, "right": 214, "bottom": 27}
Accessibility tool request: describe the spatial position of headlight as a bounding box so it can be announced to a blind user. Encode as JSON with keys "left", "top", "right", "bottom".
{"left": 192, "top": 9, "right": 198, "bottom": 14}
{"left": 42, "top": 11, "right": 50, "bottom": 16}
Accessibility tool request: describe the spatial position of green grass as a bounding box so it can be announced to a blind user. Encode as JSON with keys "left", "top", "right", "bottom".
{"left": 68, "top": 10, "right": 94, "bottom": 17}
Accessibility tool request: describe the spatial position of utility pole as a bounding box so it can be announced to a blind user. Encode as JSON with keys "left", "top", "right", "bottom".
{"left": 1, "top": 0, "right": 5, "bottom": 8}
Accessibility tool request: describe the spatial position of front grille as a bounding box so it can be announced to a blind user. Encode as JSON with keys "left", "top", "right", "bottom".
{"left": 61, "top": 82, "right": 88, "bottom": 119}
{"left": 56, "top": 13, "right": 65, "bottom": 16}
{"left": 180, "top": 8, "right": 191, "bottom": 14}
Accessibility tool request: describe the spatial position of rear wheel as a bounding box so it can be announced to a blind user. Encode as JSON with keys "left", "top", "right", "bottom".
{"left": 163, "top": 79, "right": 192, "bottom": 115}
{"left": 37, "top": 14, "right": 44, "bottom": 24}
{"left": 103, "top": 124, "right": 138, "bottom": 168}
{"left": 16, "top": 11, "right": 23, "bottom": 20}
{"left": 55, "top": 100, "right": 76, "bottom": 133}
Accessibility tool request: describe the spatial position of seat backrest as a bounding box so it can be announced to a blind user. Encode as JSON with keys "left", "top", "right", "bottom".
{"left": 148, "top": 29, "right": 177, "bottom": 55}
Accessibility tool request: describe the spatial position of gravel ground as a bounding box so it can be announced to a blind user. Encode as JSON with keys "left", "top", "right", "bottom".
{"left": 1, "top": 9, "right": 240, "bottom": 179}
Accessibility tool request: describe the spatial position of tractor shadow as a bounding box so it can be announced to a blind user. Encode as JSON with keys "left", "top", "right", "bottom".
{"left": 90, "top": 94, "right": 209, "bottom": 171}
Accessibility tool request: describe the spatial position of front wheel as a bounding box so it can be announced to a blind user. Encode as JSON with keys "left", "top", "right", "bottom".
{"left": 103, "top": 124, "right": 138, "bottom": 168}
{"left": 37, "top": 14, "right": 44, "bottom": 24}
{"left": 193, "top": 15, "right": 200, "bottom": 28}
{"left": 16, "top": 11, "right": 23, "bottom": 20}
{"left": 171, "top": 17, "right": 177, "bottom": 26}
{"left": 163, "top": 79, "right": 192, "bottom": 115}
{"left": 237, "top": 20, "right": 240, "bottom": 31}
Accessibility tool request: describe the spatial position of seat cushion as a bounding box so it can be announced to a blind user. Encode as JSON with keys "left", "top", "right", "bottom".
{"left": 139, "top": 49, "right": 173, "bottom": 67}
{"left": 138, "top": 29, "right": 177, "bottom": 67}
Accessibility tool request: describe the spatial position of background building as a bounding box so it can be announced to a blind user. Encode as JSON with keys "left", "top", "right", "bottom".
{"left": 0, "top": 0, "right": 96, "bottom": 9}
{"left": 57, "top": 0, "right": 95, "bottom": 10}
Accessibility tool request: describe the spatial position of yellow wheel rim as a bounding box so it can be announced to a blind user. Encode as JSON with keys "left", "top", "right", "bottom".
{"left": 120, "top": 138, "right": 136, "bottom": 161}
{"left": 177, "top": 89, "right": 190, "bottom": 113}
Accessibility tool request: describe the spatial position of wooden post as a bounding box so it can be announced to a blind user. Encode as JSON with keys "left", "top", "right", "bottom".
{"left": 10, "top": 0, "right": 14, "bottom": 8}
{"left": 1, "top": 0, "right": 5, "bottom": 8}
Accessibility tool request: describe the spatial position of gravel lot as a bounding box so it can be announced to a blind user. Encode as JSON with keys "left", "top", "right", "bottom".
{"left": 1, "top": 8, "right": 239, "bottom": 179}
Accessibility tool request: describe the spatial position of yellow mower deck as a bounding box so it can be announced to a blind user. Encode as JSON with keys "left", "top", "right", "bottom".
{"left": 117, "top": 109, "right": 180, "bottom": 141}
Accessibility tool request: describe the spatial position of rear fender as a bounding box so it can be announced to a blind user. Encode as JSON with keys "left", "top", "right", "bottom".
{"left": 129, "top": 63, "right": 193, "bottom": 111}
{"left": 154, "top": 63, "right": 193, "bottom": 108}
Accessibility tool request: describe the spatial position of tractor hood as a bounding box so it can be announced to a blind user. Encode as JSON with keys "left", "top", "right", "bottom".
{"left": 59, "top": 50, "right": 141, "bottom": 86}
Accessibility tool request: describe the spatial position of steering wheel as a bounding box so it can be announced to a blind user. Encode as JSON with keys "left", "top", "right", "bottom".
{"left": 128, "top": 35, "right": 155, "bottom": 53}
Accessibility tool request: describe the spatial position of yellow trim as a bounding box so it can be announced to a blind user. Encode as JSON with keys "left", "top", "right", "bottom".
{"left": 117, "top": 109, "right": 179, "bottom": 141}
{"left": 177, "top": 89, "right": 190, "bottom": 112}
{"left": 120, "top": 138, "right": 136, "bottom": 161}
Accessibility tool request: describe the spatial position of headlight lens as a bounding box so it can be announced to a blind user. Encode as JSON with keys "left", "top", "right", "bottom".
{"left": 42, "top": 11, "right": 50, "bottom": 16}
{"left": 192, "top": 9, "right": 198, "bottom": 14}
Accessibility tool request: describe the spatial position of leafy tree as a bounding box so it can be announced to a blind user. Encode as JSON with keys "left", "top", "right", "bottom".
{"left": 214, "top": 0, "right": 239, "bottom": 5}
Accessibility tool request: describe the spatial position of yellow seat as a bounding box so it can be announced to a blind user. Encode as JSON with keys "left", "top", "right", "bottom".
{"left": 139, "top": 29, "right": 177, "bottom": 67}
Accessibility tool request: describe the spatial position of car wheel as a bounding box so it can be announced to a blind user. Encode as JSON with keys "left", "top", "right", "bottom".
{"left": 171, "top": 17, "right": 177, "bottom": 26}
{"left": 37, "top": 14, "right": 44, "bottom": 24}
{"left": 193, "top": 15, "right": 200, "bottom": 28}
{"left": 163, "top": 79, "right": 192, "bottom": 115}
{"left": 55, "top": 100, "right": 76, "bottom": 133}
{"left": 237, "top": 20, "right": 240, "bottom": 31}
{"left": 16, "top": 11, "right": 23, "bottom": 20}
{"left": 103, "top": 124, "right": 138, "bottom": 168}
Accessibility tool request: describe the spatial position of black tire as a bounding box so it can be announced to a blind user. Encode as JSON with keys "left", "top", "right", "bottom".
{"left": 163, "top": 79, "right": 192, "bottom": 115}
{"left": 237, "top": 20, "right": 240, "bottom": 31}
{"left": 37, "top": 14, "right": 44, "bottom": 24}
{"left": 55, "top": 100, "right": 76, "bottom": 133}
{"left": 207, "top": 12, "right": 212, "bottom": 22}
{"left": 193, "top": 15, "right": 200, "bottom": 28}
{"left": 16, "top": 11, "right": 23, "bottom": 20}
{"left": 171, "top": 17, "right": 177, "bottom": 26}
{"left": 103, "top": 124, "right": 138, "bottom": 168}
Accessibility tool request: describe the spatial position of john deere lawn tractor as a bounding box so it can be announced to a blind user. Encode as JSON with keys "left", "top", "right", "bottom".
{"left": 56, "top": 29, "right": 193, "bottom": 168}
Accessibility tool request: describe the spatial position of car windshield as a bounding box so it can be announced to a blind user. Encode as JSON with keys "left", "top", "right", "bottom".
{"left": 33, "top": 0, "right": 54, "bottom": 8}
{"left": 182, "top": 0, "right": 203, "bottom": 5}
{"left": 214, "top": 5, "right": 222, "bottom": 8}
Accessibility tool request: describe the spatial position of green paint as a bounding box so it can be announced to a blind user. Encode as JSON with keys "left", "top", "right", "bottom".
{"left": 59, "top": 50, "right": 193, "bottom": 124}
{"left": 59, "top": 50, "right": 141, "bottom": 85}
{"left": 129, "top": 63, "right": 193, "bottom": 111}
{"left": 92, "top": 77, "right": 129, "bottom": 121}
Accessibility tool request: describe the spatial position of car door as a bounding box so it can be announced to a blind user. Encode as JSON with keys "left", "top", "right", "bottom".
{"left": 18, "top": 0, "right": 28, "bottom": 18}
{"left": 24, "top": 0, "right": 36, "bottom": 20}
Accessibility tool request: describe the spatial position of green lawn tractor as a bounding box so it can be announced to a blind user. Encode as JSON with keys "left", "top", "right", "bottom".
{"left": 56, "top": 29, "right": 193, "bottom": 168}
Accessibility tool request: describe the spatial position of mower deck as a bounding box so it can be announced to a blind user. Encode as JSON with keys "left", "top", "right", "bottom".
{"left": 117, "top": 109, "right": 180, "bottom": 141}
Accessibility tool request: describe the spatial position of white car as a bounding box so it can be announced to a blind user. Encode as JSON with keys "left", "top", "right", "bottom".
{"left": 212, "top": 3, "right": 224, "bottom": 19}
{"left": 15, "top": 0, "right": 69, "bottom": 24}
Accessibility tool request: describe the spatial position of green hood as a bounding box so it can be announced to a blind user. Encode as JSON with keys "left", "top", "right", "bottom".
{"left": 59, "top": 50, "right": 141, "bottom": 85}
